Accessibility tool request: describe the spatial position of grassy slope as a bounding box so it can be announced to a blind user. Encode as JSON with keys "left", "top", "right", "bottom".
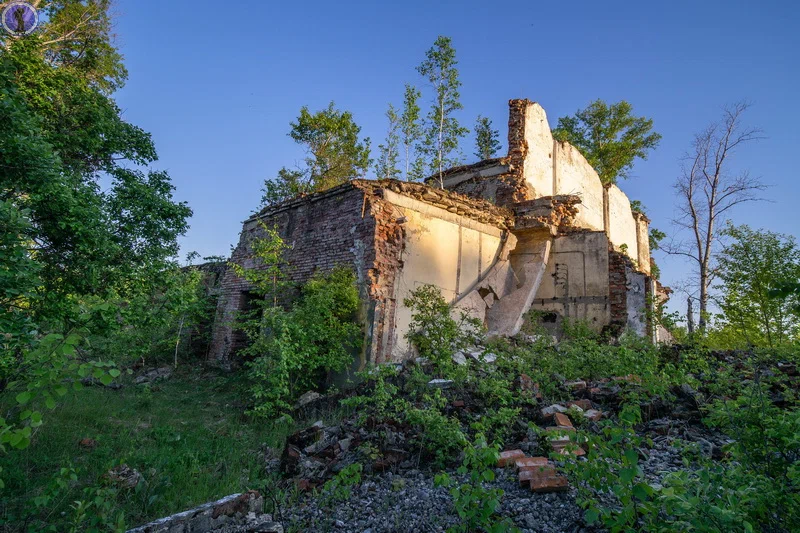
{"left": 0, "top": 369, "right": 293, "bottom": 529}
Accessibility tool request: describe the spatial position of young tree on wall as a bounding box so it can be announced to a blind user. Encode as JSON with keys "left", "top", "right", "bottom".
{"left": 667, "top": 102, "right": 765, "bottom": 331}
{"left": 400, "top": 84, "right": 424, "bottom": 181}
{"left": 474, "top": 115, "right": 501, "bottom": 160}
{"left": 416, "top": 36, "right": 468, "bottom": 188}
{"left": 375, "top": 104, "right": 401, "bottom": 180}
{"left": 552, "top": 100, "right": 661, "bottom": 185}
{"left": 262, "top": 102, "right": 371, "bottom": 206}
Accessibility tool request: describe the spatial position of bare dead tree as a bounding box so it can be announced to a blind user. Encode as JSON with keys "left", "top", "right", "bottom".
{"left": 666, "top": 102, "right": 766, "bottom": 331}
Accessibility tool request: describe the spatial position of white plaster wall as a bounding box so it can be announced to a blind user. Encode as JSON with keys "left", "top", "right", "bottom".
{"left": 391, "top": 209, "right": 504, "bottom": 359}
{"left": 531, "top": 232, "right": 611, "bottom": 330}
{"left": 626, "top": 267, "right": 648, "bottom": 337}
{"left": 523, "top": 103, "right": 554, "bottom": 197}
{"left": 554, "top": 142, "right": 605, "bottom": 231}
{"left": 607, "top": 185, "right": 639, "bottom": 260}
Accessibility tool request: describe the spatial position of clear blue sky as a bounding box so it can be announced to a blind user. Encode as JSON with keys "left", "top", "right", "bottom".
{"left": 113, "top": 0, "right": 798, "bottom": 299}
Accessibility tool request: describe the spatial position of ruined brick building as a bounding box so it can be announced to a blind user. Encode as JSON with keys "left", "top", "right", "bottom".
{"left": 210, "top": 99, "right": 669, "bottom": 368}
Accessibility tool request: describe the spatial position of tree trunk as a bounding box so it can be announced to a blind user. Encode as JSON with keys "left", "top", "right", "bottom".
{"left": 698, "top": 266, "right": 708, "bottom": 332}
{"left": 174, "top": 314, "right": 186, "bottom": 369}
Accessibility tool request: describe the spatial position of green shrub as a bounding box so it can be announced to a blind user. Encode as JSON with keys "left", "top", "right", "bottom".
{"left": 243, "top": 267, "right": 362, "bottom": 418}
{"left": 320, "top": 462, "right": 362, "bottom": 504}
{"left": 470, "top": 407, "right": 520, "bottom": 447}
{"left": 404, "top": 284, "right": 482, "bottom": 371}
{"left": 407, "top": 390, "right": 467, "bottom": 466}
{"left": 434, "top": 434, "right": 518, "bottom": 533}
{"left": 24, "top": 466, "right": 126, "bottom": 532}
{"left": 560, "top": 403, "right": 657, "bottom": 532}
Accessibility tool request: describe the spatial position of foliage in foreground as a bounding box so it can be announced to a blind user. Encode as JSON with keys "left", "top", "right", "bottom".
{"left": 234, "top": 226, "right": 362, "bottom": 417}
{"left": 435, "top": 435, "right": 518, "bottom": 533}
{"left": 1, "top": 370, "right": 292, "bottom": 531}
{"left": 561, "top": 351, "right": 799, "bottom": 533}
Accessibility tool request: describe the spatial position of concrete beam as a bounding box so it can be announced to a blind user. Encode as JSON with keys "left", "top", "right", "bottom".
{"left": 486, "top": 238, "right": 552, "bottom": 337}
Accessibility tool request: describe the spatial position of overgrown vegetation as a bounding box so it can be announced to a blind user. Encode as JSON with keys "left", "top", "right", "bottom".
{"left": 233, "top": 225, "right": 362, "bottom": 418}
{"left": 2, "top": 5, "right": 797, "bottom": 532}
{"left": 0, "top": 370, "right": 292, "bottom": 531}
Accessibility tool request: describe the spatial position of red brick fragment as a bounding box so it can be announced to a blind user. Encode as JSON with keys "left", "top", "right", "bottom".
{"left": 452, "top": 400, "right": 465, "bottom": 408}
{"left": 497, "top": 449, "right": 525, "bottom": 467}
{"left": 554, "top": 413, "right": 573, "bottom": 428}
{"left": 545, "top": 426, "right": 575, "bottom": 434}
{"left": 515, "top": 456, "right": 548, "bottom": 470}
{"left": 79, "top": 438, "right": 97, "bottom": 449}
{"left": 295, "top": 479, "right": 314, "bottom": 491}
{"left": 519, "top": 465, "right": 556, "bottom": 484}
{"left": 567, "top": 399, "right": 592, "bottom": 410}
{"left": 552, "top": 442, "right": 586, "bottom": 456}
{"left": 530, "top": 474, "right": 569, "bottom": 493}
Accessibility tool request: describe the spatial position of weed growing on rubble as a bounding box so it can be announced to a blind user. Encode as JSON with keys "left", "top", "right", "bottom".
{"left": 470, "top": 407, "right": 521, "bottom": 446}
{"left": 435, "top": 435, "right": 519, "bottom": 533}
{"left": 404, "top": 284, "right": 483, "bottom": 372}
{"left": 320, "top": 462, "right": 363, "bottom": 505}
{"left": 560, "top": 350, "right": 800, "bottom": 533}
{"left": 407, "top": 390, "right": 467, "bottom": 466}
{"left": 560, "top": 403, "right": 657, "bottom": 532}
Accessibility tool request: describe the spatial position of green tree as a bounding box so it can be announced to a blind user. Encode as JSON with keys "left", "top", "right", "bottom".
{"left": 262, "top": 102, "right": 371, "bottom": 206}
{"left": 770, "top": 281, "right": 800, "bottom": 316}
{"left": 712, "top": 224, "right": 800, "bottom": 347}
{"left": 0, "top": 201, "right": 40, "bottom": 363}
{"left": 1, "top": 0, "right": 127, "bottom": 93}
{"left": 416, "top": 36, "right": 469, "bottom": 187}
{"left": 473, "top": 115, "right": 501, "bottom": 160}
{"left": 0, "top": 0, "right": 189, "bottom": 461}
{"left": 1, "top": 30, "right": 190, "bottom": 329}
{"left": 400, "top": 84, "right": 424, "bottom": 181}
{"left": 375, "top": 104, "right": 401, "bottom": 180}
{"left": 233, "top": 226, "right": 361, "bottom": 417}
{"left": 552, "top": 100, "right": 661, "bottom": 185}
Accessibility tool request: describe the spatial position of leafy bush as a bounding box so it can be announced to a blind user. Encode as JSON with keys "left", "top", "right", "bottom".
{"left": 435, "top": 434, "right": 518, "bottom": 533}
{"left": 86, "top": 266, "right": 213, "bottom": 368}
{"left": 321, "top": 462, "right": 362, "bottom": 504}
{"left": 470, "top": 407, "right": 521, "bottom": 447}
{"left": 21, "top": 466, "right": 125, "bottom": 532}
{"left": 404, "top": 284, "right": 482, "bottom": 371}
{"left": 407, "top": 390, "right": 467, "bottom": 466}
{"left": 560, "top": 403, "right": 657, "bottom": 532}
{"left": 243, "top": 267, "right": 362, "bottom": 418}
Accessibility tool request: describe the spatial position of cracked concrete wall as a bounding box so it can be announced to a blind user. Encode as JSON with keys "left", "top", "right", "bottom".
{"left": 634, "top": 212, "right": 651, "bottom": 275}
{"left": 387, "top": 196, "right": 506, "bottom": 360}
{"left": 553, "top": 141, "right": 605, "bottom": 232}
{"left": 606, "top": 185, "right": 639, "bottom": 260}
{"left": 520, "top": 102, "right": 555, "bottom": 199}
{"left": 530, "top": 231, "right": 612, "bottom": 332}
{"left": 626, "top": 267, "right": 648, "bottom": 337}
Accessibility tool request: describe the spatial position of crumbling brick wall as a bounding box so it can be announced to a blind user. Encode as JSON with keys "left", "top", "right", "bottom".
{"left": 209, "top": 183, "right": 405, "bottom": 367}
{"left": 608, "top": 247, "right": 629, "bottom": 334}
